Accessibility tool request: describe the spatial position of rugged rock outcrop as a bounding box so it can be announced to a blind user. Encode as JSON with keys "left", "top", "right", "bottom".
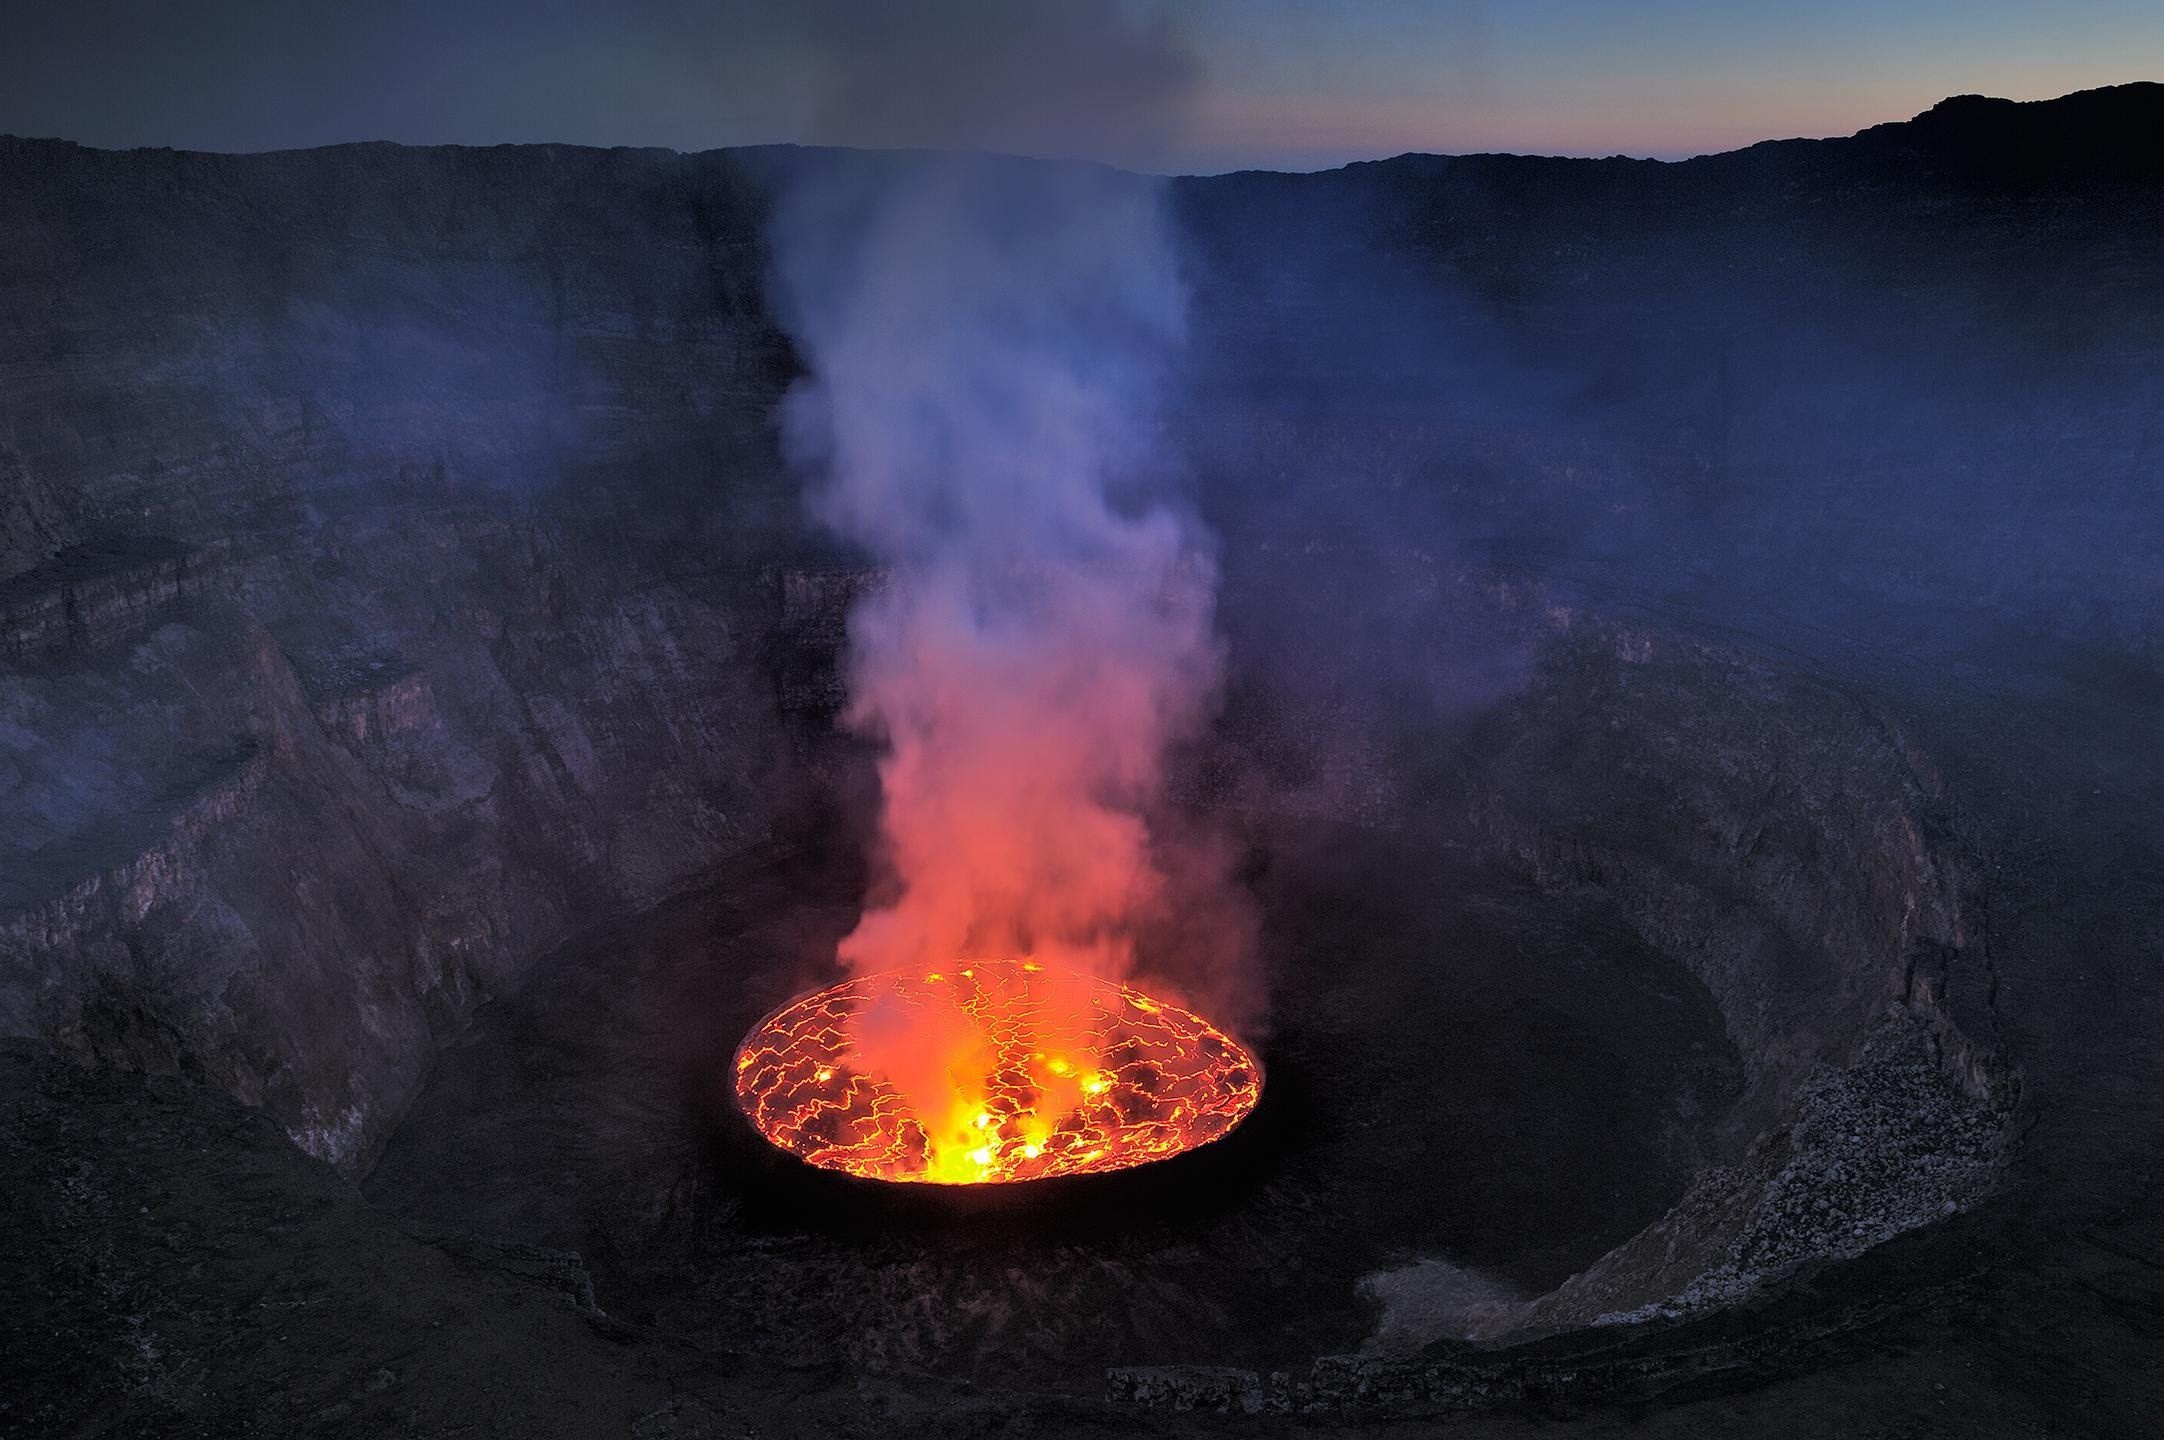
{"left": 1174, "top": 588, "right": 2016, "bottom": 1369}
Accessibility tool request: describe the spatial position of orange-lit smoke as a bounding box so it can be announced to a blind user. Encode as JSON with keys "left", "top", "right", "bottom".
{"left": 837, "top": 534, "right": 1218, "bottom": 978}
{"left": 768, "top": 156, "right": 1249, "bottom": 1175}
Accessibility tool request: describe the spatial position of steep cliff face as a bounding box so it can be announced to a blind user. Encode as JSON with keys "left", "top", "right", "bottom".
{"left": 1434, "top": 614, "right": 2007, "bottom": 1335}
{"left": 0, "top": 140, "right": 805, "bottom": 1166}
{"left": 1195, "top": 580, "right": 2011, "bottom": 1345}
{"left": 0, "top": 138, "right": 794, "bottom": 581}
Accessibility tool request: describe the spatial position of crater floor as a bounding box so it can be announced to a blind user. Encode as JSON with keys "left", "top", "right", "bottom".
{"left": 362, "top": 827, "right": 1747, "bottom": 1388}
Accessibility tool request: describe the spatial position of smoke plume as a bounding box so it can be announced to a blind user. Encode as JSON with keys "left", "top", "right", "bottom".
{"left": 770, "top": 153, "right": 1243, "bottom": 1004}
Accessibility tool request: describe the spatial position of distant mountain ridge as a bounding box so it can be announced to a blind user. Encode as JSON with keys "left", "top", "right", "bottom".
{"left": 6, "top": 80, "right": 2161, "bottom": 181}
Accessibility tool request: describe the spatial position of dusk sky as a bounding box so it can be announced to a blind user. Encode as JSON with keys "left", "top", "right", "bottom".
{"left": 5, "top": 0, "right": 2159, "bottom": 172}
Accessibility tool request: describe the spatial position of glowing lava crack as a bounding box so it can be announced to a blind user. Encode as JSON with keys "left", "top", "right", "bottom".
{"left": 733, "top": 960, "right": 1262, "bottom": 1184}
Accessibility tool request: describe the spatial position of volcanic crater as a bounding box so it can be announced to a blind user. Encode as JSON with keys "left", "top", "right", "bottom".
{"left": 11, "top": 101, "right": 2156, "bottom": 1435}
{"left": 359, "top": 574, "right": 2015, "bottom": 1408}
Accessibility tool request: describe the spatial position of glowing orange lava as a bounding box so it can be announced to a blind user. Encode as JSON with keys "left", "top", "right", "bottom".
{"left": 732, "top": 959, "right": 1261, "bottom": 1184}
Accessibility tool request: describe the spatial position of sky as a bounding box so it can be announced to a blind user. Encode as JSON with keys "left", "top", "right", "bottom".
{"left": 2, "top": 0, "right": 2158, "bottom": 172}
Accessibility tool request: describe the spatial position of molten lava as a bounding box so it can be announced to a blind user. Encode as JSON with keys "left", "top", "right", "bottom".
{"left": 733, "top": 960, "right": 1261, "bottom": 1184}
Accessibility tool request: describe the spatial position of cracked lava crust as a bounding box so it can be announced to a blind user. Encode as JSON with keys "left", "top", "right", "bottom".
{"left": 732, "top": 959, "right": 1262, "bottom": 1184}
